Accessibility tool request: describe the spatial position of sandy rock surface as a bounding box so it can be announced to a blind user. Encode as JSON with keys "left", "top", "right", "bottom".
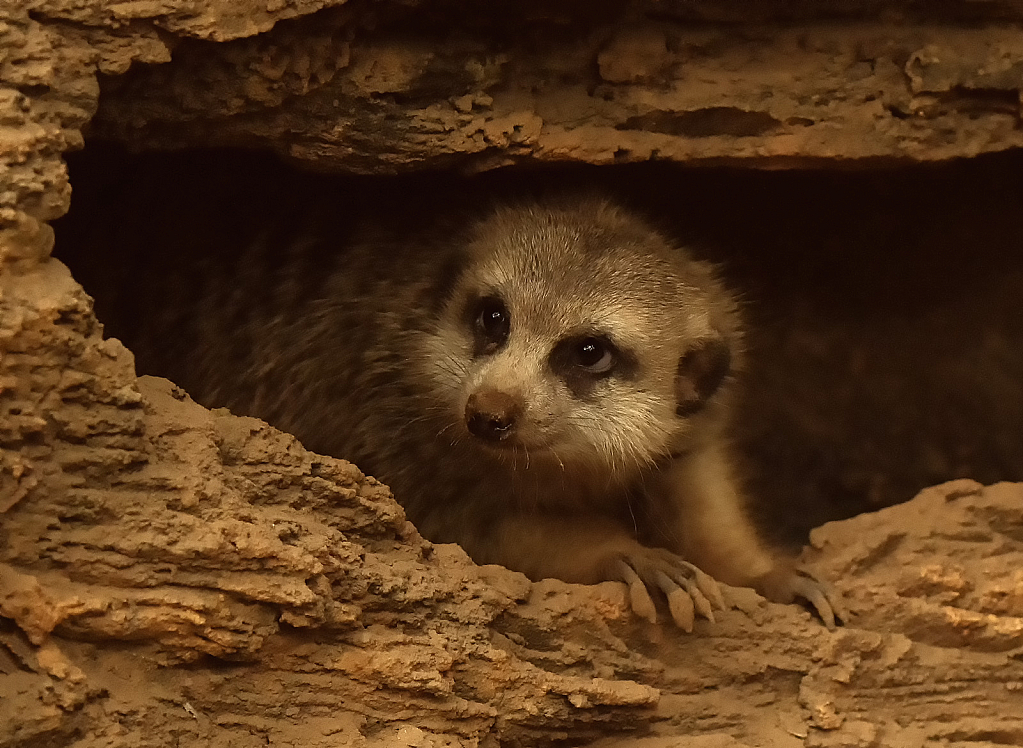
{"left": 3, "top": 258, "right": 1023, "bottom": 746}
{"left": 4, "top": 1, "right": 1023, "bottom": 745}
{"left": 89, "top": 17, "right": 1023, "bottom": 172}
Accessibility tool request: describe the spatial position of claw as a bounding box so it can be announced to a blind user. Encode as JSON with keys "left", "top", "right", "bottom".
{"left": 616, "top": 553, "right": 733, "bottom": 630}
{"left": 759, "top": 564, "right": 847, "bottom": 629}
{"left": 793, "top": 571, "right": 846, "bottom": 630}
{"left": 654, "top": 571, "right": 695, "bottom": 632}
{"left": 679, "top": 576, "right": 715, "bottom": 623}
{"left": 682, "top": 561, "right": 726, "bottom": 612}
{"left": 616, "top": 560, "right": 658, "bottom": 624}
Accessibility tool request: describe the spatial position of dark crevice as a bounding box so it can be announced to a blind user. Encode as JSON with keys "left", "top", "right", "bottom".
{"left": 617, "top": 107, "right": 782, "bottom": 138}
{"left": 53, "top": 144, "right": 1023, "bottom": 545}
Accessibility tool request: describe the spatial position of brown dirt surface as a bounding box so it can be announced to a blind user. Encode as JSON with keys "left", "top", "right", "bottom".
{"left": 5, "top": 1, "right": 1023, "bottom": 745}
{"left": 4, "top": 258, "right": 1023, "bottom": 747}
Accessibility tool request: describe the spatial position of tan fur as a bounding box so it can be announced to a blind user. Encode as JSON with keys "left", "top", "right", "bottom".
{"left": 88, "top": 192, "right": 838, "bottom": 626}
{"left": 411, "top": 199, "right": 808, "bottom": 603}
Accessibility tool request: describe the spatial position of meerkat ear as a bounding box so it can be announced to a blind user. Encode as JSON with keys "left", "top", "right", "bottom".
{"left": 675, "top": 339, "right": 732, "bottom": 417}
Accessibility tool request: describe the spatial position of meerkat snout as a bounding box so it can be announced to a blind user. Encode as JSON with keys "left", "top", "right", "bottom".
{"left": 465, "top": 390, "right": 523, "bottom": 442}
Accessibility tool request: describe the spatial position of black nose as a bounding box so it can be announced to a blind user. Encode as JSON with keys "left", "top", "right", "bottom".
{"left": 465, "top": 391, "right": 521, "bottom": 442}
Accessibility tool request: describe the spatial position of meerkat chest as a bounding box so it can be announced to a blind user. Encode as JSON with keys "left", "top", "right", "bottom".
{"left": 488, "top": 459, "right": 647, "bottom": 516}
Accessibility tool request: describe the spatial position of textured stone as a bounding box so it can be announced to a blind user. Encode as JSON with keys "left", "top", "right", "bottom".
{"left": 4, "top": 1, "right": 1023, "bottom": 745}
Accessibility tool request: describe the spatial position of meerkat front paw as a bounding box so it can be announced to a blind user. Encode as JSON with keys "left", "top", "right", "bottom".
{"left": 612, "top": 548, "right": 727, "bottom": 632}
{"left": 755, "top": 565, "right": 846, "bottom": 630}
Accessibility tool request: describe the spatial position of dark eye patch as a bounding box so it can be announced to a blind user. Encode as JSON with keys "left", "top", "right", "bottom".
{"left": 467, "top": 294, "right": 510, "bottom": 356}
{"left": 549, "top": 333, "right": 638, "bottom": 398}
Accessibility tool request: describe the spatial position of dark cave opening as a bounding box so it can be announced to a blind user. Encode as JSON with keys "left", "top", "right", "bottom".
{"left": 53, "top": 143, "right": 1023, "bottom": 544}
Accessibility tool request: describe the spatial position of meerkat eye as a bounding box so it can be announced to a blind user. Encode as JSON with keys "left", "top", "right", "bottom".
{"left": 472, "top": 295, "right": 510, "bottom": 352}
{"left": 573, "top": 337, "right": 615, "bottom": 374}
{"left": 550, "top": 334, "right": 634, "bottom": 395}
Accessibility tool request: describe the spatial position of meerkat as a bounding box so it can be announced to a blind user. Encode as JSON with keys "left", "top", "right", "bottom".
{"left": 70, "top": 188, "right": 840, "bottom": 630}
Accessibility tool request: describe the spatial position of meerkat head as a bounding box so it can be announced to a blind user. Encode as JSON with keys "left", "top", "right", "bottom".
{"left": 422, "top": 198, "right": 740, "bottom": 479}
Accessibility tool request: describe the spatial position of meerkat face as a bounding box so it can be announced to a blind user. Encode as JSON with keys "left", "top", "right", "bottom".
{"left": 421, "top": 199, "right": 738, "bottom": 479}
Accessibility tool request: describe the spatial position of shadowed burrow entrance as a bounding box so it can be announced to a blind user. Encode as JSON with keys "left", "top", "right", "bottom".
{"left": 54, "top": 144, "right": 1023, "bottom": 545}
